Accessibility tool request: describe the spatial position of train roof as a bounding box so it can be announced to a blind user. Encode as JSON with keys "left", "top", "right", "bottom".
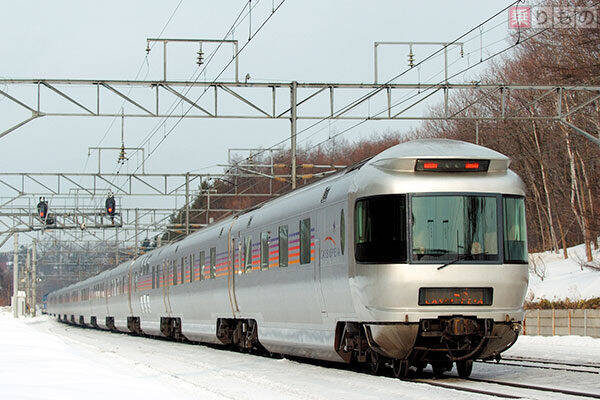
{"left": 369, "top": 139, "right": 510, "bottom": 173}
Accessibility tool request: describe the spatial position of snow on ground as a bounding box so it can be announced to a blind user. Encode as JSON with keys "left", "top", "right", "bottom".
{"left": 0, "top": 309, "right": 205, "bottom": 400}
{"left": 503, "top": 334, "right": 600, "bottom": 364}
{"left": 2, "top": 308, "right": 600, "bottom": 400}
{"left": 527, "top": 243, "right": 600, "bottom": 301}
{"left": 0, "top": 308, "right": 487, "bottom": 400}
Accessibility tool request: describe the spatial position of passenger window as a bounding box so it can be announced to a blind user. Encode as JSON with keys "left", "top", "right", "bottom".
{"left": 237, "top": 241, "right": 243, "bottom": 273}
{"left": 261, "top": 232, "right": 270, "bottom": 270}
{"left": 180, "top": 257, "right": 185, "bottom": 284}
{"left": 300, "top": 218, "right": 311, "bottom": 264}
{"left": 279, "top": 225, "right": 288, "bottom": 267}
{"left": 156, "top": 264, "right": 161, "bottom": 288}
{"left": 152, "top": 266, "right": 156, "bottom": 289}
{"left": 340, "top": 209, "right": 345, "bottom": 255}
{"left": 199, "top": 251, "right": 205, "bottom": 280}
{"left": 189, "top": 255, "right": 194, "bottom": 282}
{"left": 210, "top": 247, "right": 216, "bottom": 278}
{"left": 244, "top": 237, "right": 252, "bottom": 272}
{"left": 172, "top": 260, "right": 177, "bottom": 285}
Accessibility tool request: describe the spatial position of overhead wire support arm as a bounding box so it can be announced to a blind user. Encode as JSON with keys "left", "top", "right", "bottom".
{"left": 560, "top": 119, "right": 600, "bottom": 147}
{"left": 146, "top": 38, "right": 239, "bottom": 82}
{"left": 373, "top": 41, "right": 464, "bottom": 84}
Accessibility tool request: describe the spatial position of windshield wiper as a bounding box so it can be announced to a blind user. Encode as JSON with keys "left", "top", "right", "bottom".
{"left": 437, "top": 253, "right": 469, "bottom": 270}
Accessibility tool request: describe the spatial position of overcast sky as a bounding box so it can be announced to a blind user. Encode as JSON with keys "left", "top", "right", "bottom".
{"left": 0, "top": 0, "right": 516, "bottom": 250}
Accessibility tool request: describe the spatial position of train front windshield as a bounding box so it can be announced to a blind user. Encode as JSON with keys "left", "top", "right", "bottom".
{"left": 354, "top": 194, "right": 528, "bottom": 264}
{"left": 412, "top": 195, "right": 498, "bottom": 262}
{"left": 411, "top": 194, "right": 527, "bottom": 263}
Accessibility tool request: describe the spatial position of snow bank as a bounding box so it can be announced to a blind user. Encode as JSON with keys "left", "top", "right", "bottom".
{"left": 527, "top": 243, "right": 600, "bottom": 301}
{"left": 506, "top": 334, "right": 600, "bottom": 364}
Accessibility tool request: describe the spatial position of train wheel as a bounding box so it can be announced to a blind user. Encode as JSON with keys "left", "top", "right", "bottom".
{"left": 432, "top": 361, "right": 451, "bottom": 378}
{"left": 414, "top": 361, "right": 427, "bottom": 375}
{"left": 368, "top": 351, "right": 384, "bottom": 375}
{"left": 392, "top": 359, "right": 408, "bottom": 379}
{"left": 456, "top": 360, "right": 473, "bottom": 378}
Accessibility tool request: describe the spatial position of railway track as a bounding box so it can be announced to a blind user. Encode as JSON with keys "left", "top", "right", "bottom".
{"left": 411, "top": 379, "right": 520, "bottom": 399}
{"left": 477, "top": 357, "right": 600, "bottom": 374}
{"left": 53, "top": 319, "right": 600, "bottom": 399}
{"left": 414, "top": 375, "right": 600, "bottom": 399}
{"left": 502, "top": 355, "right": 600, "bottom": 369}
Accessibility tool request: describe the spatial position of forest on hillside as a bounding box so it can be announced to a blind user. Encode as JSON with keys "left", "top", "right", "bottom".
{"left": 165, "top": 0, "right": 599, "bottom": 263}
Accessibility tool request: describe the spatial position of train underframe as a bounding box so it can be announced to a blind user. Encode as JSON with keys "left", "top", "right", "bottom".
{"left": 335, "top": 316, "right": 521, "bottom": 378}
{"left": 54, "top": 313, "right": 519, "bottom": 378}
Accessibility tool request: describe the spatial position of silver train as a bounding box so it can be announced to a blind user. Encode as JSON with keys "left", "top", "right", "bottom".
{"left": 47, "top": 139, "right": 529, "bottom": 378}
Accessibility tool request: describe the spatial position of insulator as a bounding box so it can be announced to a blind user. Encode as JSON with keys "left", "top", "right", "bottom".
{"left": 407, "top": 52, "right": 415, "bottom": 68}
{"left": 146, "top": 44, "right": 151, "bottom": 54}
{"left": 197, "top": 50, "right": 204, "bottom": 66}
{"left": 118, "top": 145, "right": 127, "bottom": 163}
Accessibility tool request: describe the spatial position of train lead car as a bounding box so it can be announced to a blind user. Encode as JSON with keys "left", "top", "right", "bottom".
{"left": 47, "top": 138, "right": 528, "bottom": 379}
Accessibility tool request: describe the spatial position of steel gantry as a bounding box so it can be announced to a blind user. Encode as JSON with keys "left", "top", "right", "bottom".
{"left": 0, "top": 171, "right": 285, "bottom": 197}
{"left": 2, "top": 79, "right": 599, "bottom": 189}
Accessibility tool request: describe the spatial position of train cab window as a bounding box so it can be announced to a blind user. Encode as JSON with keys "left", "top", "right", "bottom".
{"left": 210, "top": 247, "right": 216, "bottom": 278}
{"left": 503, "top": 196, "right": 528, "bottom": 263}
{"left": 355, "top": 195, "right": 407, "bottom": 263}
{"left": 199, "top": 251, "right": 205, "bottom": 280}
{"left": 300, "top": 218, "right": 311, "bottom": 265}
{"left": 244, "top": 237, "right": 252, "bottom": 272}
{"left": 411, "top": 195, "right": 498, "bottom": 262}
{"left": 261, "top": 232, "right": 270, "bottom": 270}
{"left": 279, "top": 225, "right": 288, "bottom": 267}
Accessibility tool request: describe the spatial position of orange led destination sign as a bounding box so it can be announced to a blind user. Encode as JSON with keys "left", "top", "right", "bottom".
{"left": 418, "top": 287, "right": 493, "bottom": 306}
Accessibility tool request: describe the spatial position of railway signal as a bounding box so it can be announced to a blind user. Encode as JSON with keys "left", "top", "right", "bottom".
{"left": 105, "top": 194, "right": 116, "bottom": 224}
{"left": 37, "top": 197, "right": 48, "bottom": 221}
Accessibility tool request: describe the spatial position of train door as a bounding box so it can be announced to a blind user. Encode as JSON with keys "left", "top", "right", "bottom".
{"left": 315, "top": 209, "right": 328, "bottom": 316}
{"left": 163, "top": 260, "right": 173, "bottom": 316}
{"left": 227, "top": 225, "right": 240, "bottom": 317}
{"left": 127, "top": 260, "right": 134, "bottom": 316}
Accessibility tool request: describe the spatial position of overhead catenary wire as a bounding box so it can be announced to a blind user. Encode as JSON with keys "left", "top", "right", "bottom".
{"left": 81, "top": 0, "right": 186, "bottom": 213}
{"left": 82, "top": 1, "right": 286, "bottom": 246}
{"left": 87, "top": 1, "right": 558, "bottom": 243}
{"left": 304, "top": 27, "right": 552, "bottom": 154}
{"left": 135, "top": 0, "right": 287, "bottom": 171}
{"left": 135, "top": 0, "right": 261, "bottom": 153}
{"left": 198, "top": 1, "right": 526, "bottom": 213}
{"left": 85, "top": 0, "right": 186, "bottom": 171}
{"left": 220, "top": 0, "right": 522, "bottom": 174}
{"left": 90, "top": 1, "right": 263, "bottom": 211}
{"left": 207, "top": 1, "right": 581, "bottom": 221}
